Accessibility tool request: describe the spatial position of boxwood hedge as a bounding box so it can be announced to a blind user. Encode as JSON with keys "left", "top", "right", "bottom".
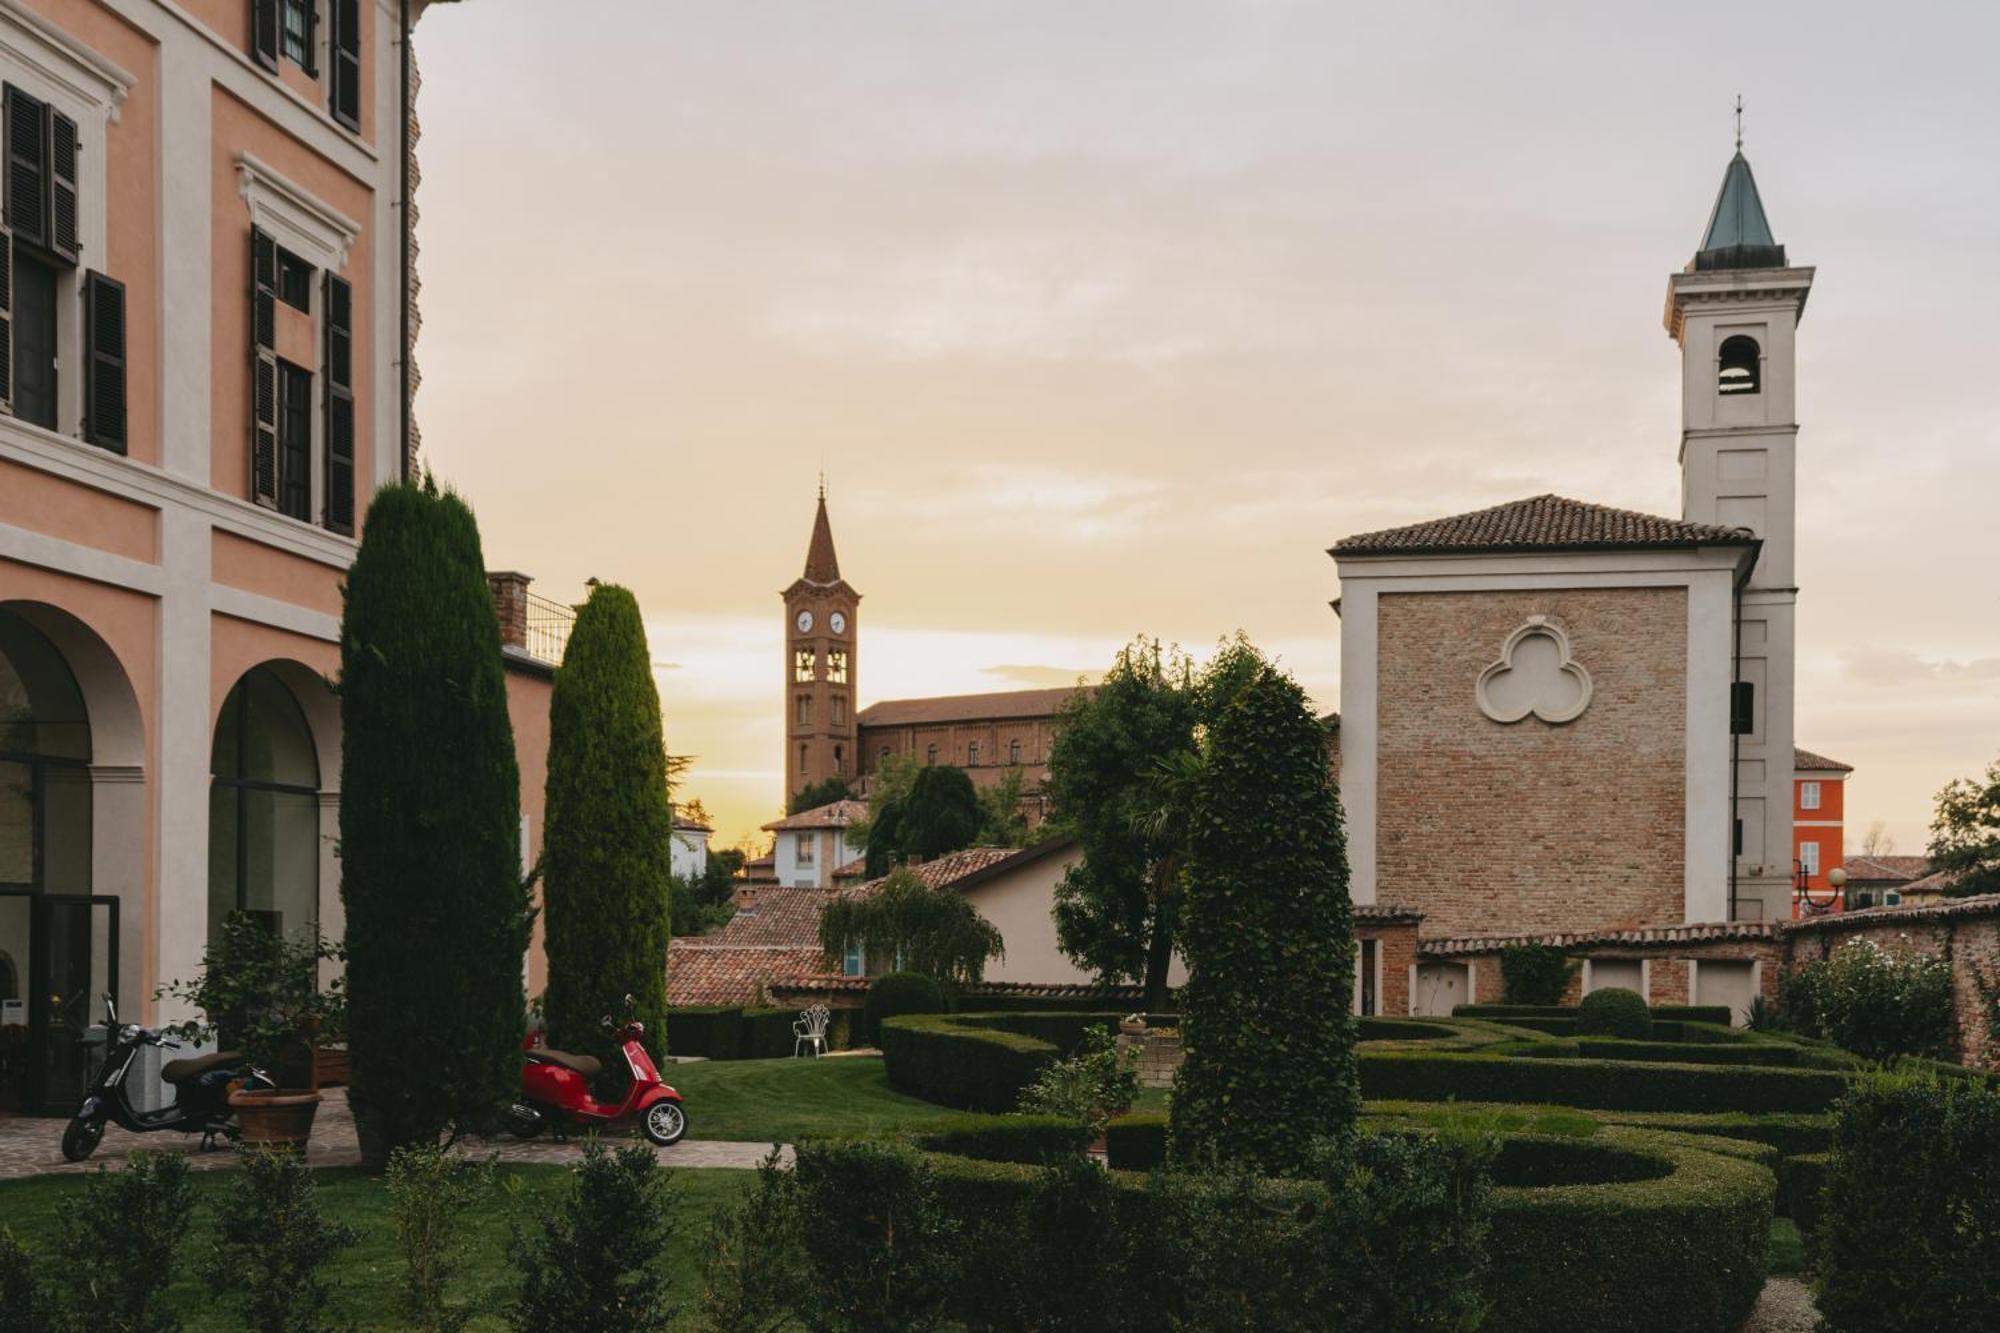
{"left": 1360, "top": 1049, "right": 1848, "bottom": 1113}
{"left": 880, "top": 1011, "right": 1130, "bottom": 1112}
{"left": 666, "top": 1005, "right": 844, "bottom": 1060}
{"left": 1456, "top": 1003, "right": 1735, "bottom": 1027}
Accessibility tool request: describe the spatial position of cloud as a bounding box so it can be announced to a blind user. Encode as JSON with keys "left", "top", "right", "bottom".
{"left": 981, "top": 663, "right": 1099, "bottom": 689}
{"left": 1841, "top": 648, "right": 2000, "bottom": 690}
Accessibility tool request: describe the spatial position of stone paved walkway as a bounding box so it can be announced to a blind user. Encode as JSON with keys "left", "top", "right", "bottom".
{"left": 0, "top": 1088, "right": 785, "bottom": 1180}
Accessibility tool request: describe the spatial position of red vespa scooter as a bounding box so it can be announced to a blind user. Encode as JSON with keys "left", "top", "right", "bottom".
{"left": 508, "top": 996, "right": 687, "bottom": 1146}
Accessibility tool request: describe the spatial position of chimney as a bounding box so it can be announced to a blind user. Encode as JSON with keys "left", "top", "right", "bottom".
{"left": 487, "top": 571, "right": 531, "bottom": 650}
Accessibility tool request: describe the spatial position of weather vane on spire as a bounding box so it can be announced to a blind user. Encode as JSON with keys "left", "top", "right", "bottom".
{"left": 1734, "top": 94, "right": 1744, "bottom": 152}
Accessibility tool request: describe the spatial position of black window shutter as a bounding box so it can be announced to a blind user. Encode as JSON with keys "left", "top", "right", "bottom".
{"left": 4, "top": 86, "right": 47, "bottom": 252}
{"left": 330, "top": 0, "right": 362, "bottom": 131}
{"left": 250, "top": 227, "right": 280, "bottom": 508}
{"left": 251, "top": 0, "right": 281, "bottom": 71}
{"left": 322, "top": 271, "right": 354, "bottom": 535}
{"left": 0, "top": 224, "right": 12, "bottom": 414}
{"left": 82, "top": 271, "right": 125, "bottom": 453}
{"left": 48, "top": 111, "right": 77, "bottom": 265}
{"left": 1729, "top": 681, "right": 1755, "bottom": 736}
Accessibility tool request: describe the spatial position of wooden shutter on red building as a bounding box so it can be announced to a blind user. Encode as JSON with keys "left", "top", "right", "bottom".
{"left": 82, "top": 270, "right": 125, "bottom": 452}
{"left": 250, "top": 227, "right": 280, "bottom": 508}
{"left": 251, "top": 0, "right": 281, "bottom": 72}
{"left": 0, "top": 225, "right": 12, "bottom": 414}
{"left": 5, "top": 86, "right": 47, "bottom": 253}
{"left": 48, "top": 110, "right": 77, "bottom": 265}
{"left": 330, "top": 0, "right": 362, "bottom": 131}
{"left": 322, "top": 271, "right": 354, "bottom": 535}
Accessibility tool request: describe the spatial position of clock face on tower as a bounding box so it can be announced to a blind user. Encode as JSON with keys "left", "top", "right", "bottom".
{"left": 830, "top": 612, "right": 847, "bottom": 636}
{"left": 796, "top": 610, "right": 814, "bottom": 633}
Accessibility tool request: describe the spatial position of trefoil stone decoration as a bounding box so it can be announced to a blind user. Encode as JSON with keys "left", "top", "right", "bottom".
{"left": 1476, "top": 616, "right": 1592, "bottom": 725}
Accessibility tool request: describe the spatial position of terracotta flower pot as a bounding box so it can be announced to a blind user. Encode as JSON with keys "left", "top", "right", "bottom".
{"left": 229, "top": 1088, "right": 322, "bottom": 1150}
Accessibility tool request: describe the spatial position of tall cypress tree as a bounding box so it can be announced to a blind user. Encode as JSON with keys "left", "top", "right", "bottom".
{"left": 1168, "top": 661, "right": 1359, "bottom": 1176}
{"left": 340, "top": 480, "right": 530, "bottom": 1162}
{"left": 542, "top": 583, "right": 674, "bottom": 1065}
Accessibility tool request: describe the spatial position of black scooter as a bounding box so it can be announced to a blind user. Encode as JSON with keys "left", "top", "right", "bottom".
{"left": 60, "top": 994, "right": 271, "bottom": 1162}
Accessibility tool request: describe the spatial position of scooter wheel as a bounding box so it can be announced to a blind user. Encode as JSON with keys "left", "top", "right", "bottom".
{"left": 505, "top": 1102, "right": 546, "bottom": 1140}
{"left": 640, "top": 1100, "right": 687, "bottom": 1147}
{"left": 61, "top": 1116, "right": 105, "bottom": 1163}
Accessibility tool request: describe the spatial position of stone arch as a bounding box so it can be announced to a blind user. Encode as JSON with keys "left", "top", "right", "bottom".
{"left": 0, "top": 599, "right": 145, "bottom": 769}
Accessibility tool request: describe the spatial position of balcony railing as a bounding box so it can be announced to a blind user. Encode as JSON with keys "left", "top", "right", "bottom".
{"left": 522, "top": 592, "right": 576, "bottom": 666}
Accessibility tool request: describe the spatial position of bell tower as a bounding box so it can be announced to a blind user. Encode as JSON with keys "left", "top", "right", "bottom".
{"left": 781, "top": 485, "right": 860, "bottom": 804}
{"left": 1666, "top": 116, "right": 1813, "bottom": 922}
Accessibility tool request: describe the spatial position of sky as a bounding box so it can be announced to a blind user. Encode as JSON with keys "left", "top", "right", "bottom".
{"left": 411, "top": 1, "right": 2000, "bottom": 852}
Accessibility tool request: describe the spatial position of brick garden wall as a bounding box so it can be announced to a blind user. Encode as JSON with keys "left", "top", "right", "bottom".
{"left": 1785, "top": 895, "right": 2000, "bottom": 1071}
{"left": 1375, "top": 588, "right": 1688, "bottom": 939}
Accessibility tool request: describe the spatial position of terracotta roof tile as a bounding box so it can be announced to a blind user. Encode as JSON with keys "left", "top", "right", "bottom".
{"left": 762, "top": 799, "right": 869, "bottom": 833}
{"left": 1793, "top": 747, "right": 1854, "bottom": 773}
{"left": 1839, "top": 855, "right": 1931, "bottom": 884}
{"left": 1421, "top": 919, "right": 1778, "bottom": 956}
{"left": 1333, "top": 494, "right": 1756, "bottom": 557}
{"left": 856, "top": 687, "right": 1084, "bottom": 729}
{"left": 711, "top": 887, "right": 826, "bottom": 948}
{"left": 1786, "top": 889, "right": 1998, "bottom": 934}
{"left": 665, "top": 941, "right": 831, "bottom": 1007}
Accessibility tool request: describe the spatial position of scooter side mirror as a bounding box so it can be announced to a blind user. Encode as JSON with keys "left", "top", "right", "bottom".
{"left": 599, "top": 1014, "right": 614, "bottom": 1031}
{"left": 624, "top": 992, "right": 636, "bottom": 1011}
{"left": 103, "top": 993, "right": 117, "bottom": 1026}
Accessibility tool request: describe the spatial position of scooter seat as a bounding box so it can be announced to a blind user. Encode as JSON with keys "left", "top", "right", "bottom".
{"left": 161, "top": 1050, "right": 243, "bottom": 1084}
{"left": 527, "top": 1046, "right": 601, "bottom": 1078}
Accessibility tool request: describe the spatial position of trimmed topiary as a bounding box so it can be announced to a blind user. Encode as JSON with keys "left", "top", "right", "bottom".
{"left": 864, "top": 971, "right": 948, "bottom": 1045}
{"left": 1500, "top": 943, "right": 1577, "bottom": 1006}
{"left": 542, "top": 583, "right": 675, "bottom": 1070}
{"left": 1169, "top": 660, "right": 1360, "bottom": 1175}
{"left": 1576, "top": 988, "right": 1653, "bottom": 1040}
{"left": 341, "top": 481, "right": 532, "bottom": 1160}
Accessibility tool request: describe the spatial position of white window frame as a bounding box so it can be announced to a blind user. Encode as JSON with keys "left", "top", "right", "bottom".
{"left": 1800, "top": 781, "right": 1821, "bottom": 811}
{"left": 794, "top": 832, "right": 814, "bottom": 867}
{"left": 1798, "top": 841, "right": 1820, "bottom": 876}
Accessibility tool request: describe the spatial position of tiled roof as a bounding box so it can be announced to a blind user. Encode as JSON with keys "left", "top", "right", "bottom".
{"left": 776, "top": 976, "right": 1154, "bottom": 1003}
{"left": 801, "top": 492, "right": 842, "bottom": 584}
{"left": 839, "top": 839, "right": 1080, "bottom": 902}
{"left": 856, "top": 687, "right": 1084, "bottom": 729}
{"left": 1786, "top": 889, "right": 1998, "bottom": 936}
{"left": 1889, "top": 869, "right": 1959, "bottom": 897}
{"left": 1839, "top": 855, "right": 1931, "bottom": 884}
{"left": 1420, "top": 919, "right": 1778, "bottom": 957}
{"left": 1793, "top": 747, "right": 1853, "bottom": 773}
{"left": 665, "top": 941, "right": 831, "bottom": 1007}
{"left": 1357, "top": 903, "right": 1423, "bottom": 924}
{"left": 762, "top": 799, "right": 869, "bottom": 833}
{"left": 1332, "top": 495, "right": 1757, "bottom": 557}
{"left": 833, "top": 856, "right": 869, "bottom": 880}
{"left": 712, "top": 887, "right": 825, "bottom": 948}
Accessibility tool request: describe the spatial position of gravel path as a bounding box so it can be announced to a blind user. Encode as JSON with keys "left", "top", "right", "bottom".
{"left": 0, "top": 1088, "right": 784, "bottom": 1179}
{"left": 1741, "top": 1277, "right": 1818, "bottom": 1332}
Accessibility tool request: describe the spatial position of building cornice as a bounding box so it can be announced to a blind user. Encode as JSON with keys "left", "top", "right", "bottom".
{"left": 0, "top": 0, "right": 135, "bottom": 122}
{"left": 237, "top": 151, "right": 364, "bottom": 270}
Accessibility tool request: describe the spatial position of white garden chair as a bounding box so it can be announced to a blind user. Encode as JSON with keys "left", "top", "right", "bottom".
{"left": 793, "top": 1004, "right": 832, "bottom": 1058}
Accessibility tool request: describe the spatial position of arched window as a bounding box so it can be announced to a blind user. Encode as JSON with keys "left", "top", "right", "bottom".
{"left": 967, "top": 741, "right": 980, "bottom": 767}
{"left": 0, "top": 609, "right": 93, "bottom": 896}
{"left": 1717, "top": 335, "right": 1761, "bottom": 396}
{"left": 208, "top": 667, "right": 319, "bottom": 941}
{"left": 925, "top": 744, "right": 938, "bottom": 766}
{"left": 1008, "top": 738, "right": 1022, "bottom": 765}
{"left": 833, "top": 745, "right": 845, "bottom": 777}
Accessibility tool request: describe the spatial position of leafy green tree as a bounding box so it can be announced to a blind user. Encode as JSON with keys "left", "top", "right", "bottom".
{"left": 543, "top": 583, "right": 675, "bottom": 1066}
{"left": 819, "top": 867, "right": 1004, "bottom": 984}
{"left": 1169, "top": 660, "right": 1360, "bottom": 1175}
{"left": 863, "top": 763, "right": 984, "bottom": 876}
{"left": 976, "top": 767, "right": 1032, "bottom": 848}
{"left": 1047, "top": 636, "right": 1264, "bottom": 1011}
{"left": 340, "top": 480, "right": 532, "bottom": 1160}
{"left": 788, "top": 775, "right": 854, "bottom": 815}
{"left": 1929, "top": 755, "right": 2000, "bottom": 897}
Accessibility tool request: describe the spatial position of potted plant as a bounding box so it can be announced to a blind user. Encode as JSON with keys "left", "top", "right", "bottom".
{"left": 160, "top": 912, "right": 346, "bottom": 1148}
{"left": 1016, "top": 1024, "right": 1142, "bottom": 1157}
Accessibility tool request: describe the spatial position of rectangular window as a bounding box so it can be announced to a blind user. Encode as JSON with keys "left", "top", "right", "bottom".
{"left": 276, "top": 360, "right": 312, "bottom": 521}
{"left": 795, "top": 694, "right": 811, "bottom": 726}
{"left": 827, "top": 650, "right": 848, "bottom": 684}
{"left": 1359, "top": 938, "right": 1379, "bottom": 1016}
{"left": 795, "top": 834, "right": 814, "bottom": 867}
{"left": 282, "top": 0, "right": 315, "bottom": 72}
{"left": 1798, "top": 842, "right": 1820, "bottom": 877}
{"left": 843, "top": 943, "right": 864, "bottom": 977}
{"left": 926, "top": 744, "right": 937, "bottom": 766}
{"left": 967, "top": 742, "right": 980, "bottom": 766}
{"left": 1729, "top": 681, "right": 1755, "bottom": 736}
{"left": 1009, "top": 739, "right": 1022, "bottom": 765}
{"left": 794, "top": 648, "right": 816, "bottom": 683}
{"left": 831, "top": 696, "right": 845, "bottom": 726}
{"left": 1800, "top": 781, "right": 1821, "bottom": 811}
{"left": 11, "top": 250, "right": 56, "bottom": 429}
{"left": 277, "top": 249, "right": 312, "bottom": 311}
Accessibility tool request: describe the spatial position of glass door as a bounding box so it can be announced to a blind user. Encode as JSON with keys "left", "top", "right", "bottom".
{"left": 38, "top": 896, "right": 117, "bottom": 1114}
{"left": 0, "top": 890, "right": 28, "bottom": 1112}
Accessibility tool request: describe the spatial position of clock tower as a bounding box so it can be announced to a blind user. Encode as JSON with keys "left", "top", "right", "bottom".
{"left": 782, "top": 486, "right": 861, "bottom": 803}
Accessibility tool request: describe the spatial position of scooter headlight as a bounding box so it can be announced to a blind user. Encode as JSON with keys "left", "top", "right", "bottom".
{"left": 120, "top": 1024, "right": 141, "bottom": 1043}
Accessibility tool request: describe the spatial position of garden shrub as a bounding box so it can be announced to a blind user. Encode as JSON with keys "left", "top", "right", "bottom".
{"left": 790, "top": 1140, "right": 961, "bottom": 1332}
{"left": 1016, "top": 1024, "right": 1139, "bottom": 1136}
{"left": 1791, "top": 941, "right": 1957, "bottom": 1063}
{"left": 56, "top": 1149, "right": 194, "bottom": 1332}
{"left": 1489, "top": 1134, "right": 1670, "bottom": 1187}
{"left": 697, "top": 1151, "right": 803, "bottom": 1333}
{"left": 1571, "top": 1039, "right": 1801, "bottom": 1067}
{"left": 0, "top": 1228, "right": 54, "bottom": 1333}
{"left": 1360, "top": 1049, "right": 1848, "bottom": 1113}
{"left": 879, "top": 1011, "right": 1130, "bottom": 1112}
{"left": 1653, "top": 1005, "right": 1735, "bottom": 1026}
{"left": 1501, "top": 943, "right": 1577, "bottom": 1005}
{"left": 1596, "top": 1109, "right": 1835, "bottom": 1158}
{"left": 543, "top": 583, "right": 675, "bottom": 1071}
{"left": 341, "top": 482, "right": 532, "bottom": 1158}
{"left": 1171, "top": 664, "right": 1360, "bottom": 1175}
{"left": 1356, "top": 1017, "right": 1459, "bottom": 1041}
{"left": 387, "top": 1144, "right": 495, "bottom": 1333}
{"left": 1779, "top": 1152, "right": 1828, "bottom": 1235}
{"left": 663, "top": 1005, "right": 742, "bottom": 1059}
{"left": 1576, "top": 987, "right": 1653, "bottom": 1039}
{"left": 864, "top": 971, "right": 949, "bottom": 1044}
{"left": 739, "top": 1007, "right": 802, "bottom": 1059}
{"left": 1816, "top": 1074, "right": 2000, "bottom": 1330}
{"left": 203, "top": 1148, "right": 360, "bottom": 1333}
{"left": 1483, "top": 1129, "right": 1774, "bottom": 1332}
{"left": 509, "top": 1140, "right": 678, "bottom": 1332}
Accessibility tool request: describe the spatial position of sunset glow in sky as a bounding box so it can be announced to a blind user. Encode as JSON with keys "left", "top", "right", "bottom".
{"left": 412, "top": 2, "right": 2000, "bottom": 851}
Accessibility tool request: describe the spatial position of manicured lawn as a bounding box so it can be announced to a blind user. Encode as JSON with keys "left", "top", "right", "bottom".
{"left": 664, "top": 1053, "right": 1170, "bottom": 1141}
{"left": 0, "top": 1163, "right": 754, "bottom": 1331}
